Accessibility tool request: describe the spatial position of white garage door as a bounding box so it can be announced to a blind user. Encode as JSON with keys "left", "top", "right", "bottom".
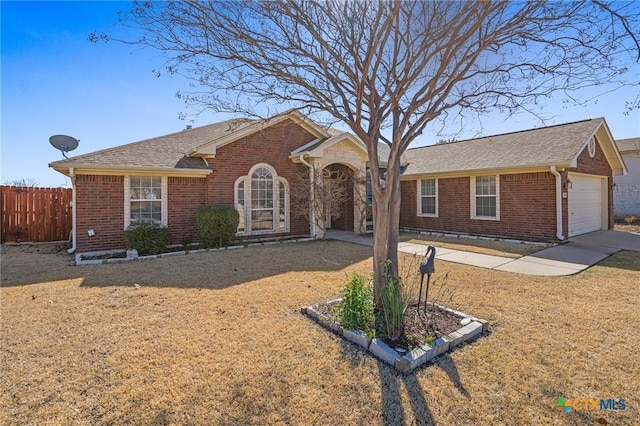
{"left": 568, "top": 173, "right": 604, "bottom": 237}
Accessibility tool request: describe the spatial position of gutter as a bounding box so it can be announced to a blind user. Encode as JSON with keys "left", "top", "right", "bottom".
{"left": 68, "top": 167, "right": 77, "bottom": 253}
{"left": 298, "top": 154, "right": 317, "bottom": 238}
{"left": 550, "top": 166, "right": 565, "bottom": 241}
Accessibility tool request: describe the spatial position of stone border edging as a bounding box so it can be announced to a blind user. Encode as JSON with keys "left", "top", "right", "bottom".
{"left": 302, "top": 301, "right": 489, "bottom": 373}
{"left": 75, "top": 237, "right": 315, "bottom": 266}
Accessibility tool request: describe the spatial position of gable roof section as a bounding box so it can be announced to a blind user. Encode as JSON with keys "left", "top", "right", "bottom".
{"left": 616, "top": 137, "right": 640, "bottom": 153}
{"left": 291, "top": 128, "right": 392, "bottom": 167}
{"left": 403, "top": 118, "right": 626, "bottom": 177}
{"left": 189, "top": 109, "right": 330, "bottom": 157}
{"left": 49, "top": 110, "right": 329, "bottom": 176}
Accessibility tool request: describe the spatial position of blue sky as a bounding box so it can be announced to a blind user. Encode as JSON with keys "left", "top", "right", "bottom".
{"left": 2, "top": 1, "right": 639, "bottom": 188}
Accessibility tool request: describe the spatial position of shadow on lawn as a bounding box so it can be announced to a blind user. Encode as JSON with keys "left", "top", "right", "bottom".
{"left": 1, "top": 241, "right": 372, "bottom": 289}
{"left": 378, "top": 361, "right": 435, "bottom": 426}
{"left": 377, "top": 354, "right": 470, "bottom": 426}
{"left": 339, "top": 339, "right": 469, "bottom": 425}
{"left": 596, "top": 250, "right": 640, "bottom": 272}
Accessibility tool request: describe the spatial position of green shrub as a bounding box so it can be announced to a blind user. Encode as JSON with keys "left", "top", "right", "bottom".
{"left": 124, "top": 222, "right": 170, "bottom": 255}
{"left": 195, "top": 205, "right": 239, "bottom": 248}
{"left": 376, "top": 261, "right": 411, "bottom": 342}
{"left": 335, "top": 272, "right": 375, "bottom": 336}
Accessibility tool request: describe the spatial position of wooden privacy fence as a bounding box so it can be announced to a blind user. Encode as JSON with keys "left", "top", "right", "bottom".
{"left": 1, "top": 186, "right": 72, "bottom": 243}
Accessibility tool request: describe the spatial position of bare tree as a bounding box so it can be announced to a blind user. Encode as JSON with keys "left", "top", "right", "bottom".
{"left": 98, "top": 1, "right": 639, "bottom": 303}
{"left": 353, "top": 171, "right": 373, "bottom": 234}
{"left": 4, "top": 178, "right": 38, "bottom": 187}
{"left": 291, "top": 168, "right": 350, "bottom": 237}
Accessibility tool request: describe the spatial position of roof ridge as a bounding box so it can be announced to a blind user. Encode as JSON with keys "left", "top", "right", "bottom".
{"left": 409, "top": 118, "right": 601, "bottom": 151}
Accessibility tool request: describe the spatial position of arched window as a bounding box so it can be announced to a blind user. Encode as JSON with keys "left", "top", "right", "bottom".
{"left": 235, "top": 164, "right": 289, "bottom": 235}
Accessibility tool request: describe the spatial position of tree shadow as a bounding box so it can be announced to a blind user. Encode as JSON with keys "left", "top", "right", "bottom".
{"left": 434, "top": 353, "right": 470, "bottom": 397}
{"left": 377, "top": 361, "right": 436, "bottom": 426}
{"left": 376, "top": 351, "right": 472, "bottom": 425}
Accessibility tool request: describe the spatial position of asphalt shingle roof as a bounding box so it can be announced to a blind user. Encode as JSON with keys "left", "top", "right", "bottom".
{"left": 403, "top": 118, "right": 604, "bottom": 176}
{"left": 49, "top": 118, "right": 259, "bottom": 170}
{"left": 616, "top": 137, "right": 640, "bottom": 153}
{"left": 50, "top": 114, "right": 610, "bottom": 176}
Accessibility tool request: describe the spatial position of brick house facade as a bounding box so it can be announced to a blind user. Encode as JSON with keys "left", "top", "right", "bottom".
{"left": 400, "top": 172, "right": 559, "bottom": 242}
{"left": 399, "top": 119, "right": 624, "bottom": 242}
{"left": 69, "top": 119, "right": 318, "bottom": 253}
{"left": 50, "top": 112, "right": 627, "bottom": 253}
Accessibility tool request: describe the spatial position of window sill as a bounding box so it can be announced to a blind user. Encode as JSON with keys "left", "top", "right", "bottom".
{"left": 241, "top": 229, "right": 289, "bottom": 236}
{"left": 471, "top": 216, "right": 500, "bottom": 221}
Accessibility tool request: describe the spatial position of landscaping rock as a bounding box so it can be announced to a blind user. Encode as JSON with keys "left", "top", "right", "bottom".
{"left": 458, "top": 321, "right": 484, "bottom": 341}
{"left": 369, "top": 338, "right": 400, "bottom": 365}
{"left": 303, "top": 300, "right": 488, "bottom": 373}
{"left": 446, "top": 331, "right": 465, "bottom": 347}
{"left": 343, "top": 329, "right": 371, "bottom": 349}
{"left": 396, "top": 346, "right": 427, "bottom": 372}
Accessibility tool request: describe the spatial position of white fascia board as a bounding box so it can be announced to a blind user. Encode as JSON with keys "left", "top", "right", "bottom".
{"left": 49, "top": 164, "right": 211, "bottom": 178}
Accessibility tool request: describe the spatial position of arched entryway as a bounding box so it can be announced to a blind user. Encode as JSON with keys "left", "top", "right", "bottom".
{"left": 323, "top": 163, "right": 355, "bottom": 231}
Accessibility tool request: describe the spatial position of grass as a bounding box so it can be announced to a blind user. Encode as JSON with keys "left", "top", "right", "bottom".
{"left": 402, "top": 232, "right": 547, "bottom": 258}
{"left": 1, "top": 240, "right": 639, "bottom": 425}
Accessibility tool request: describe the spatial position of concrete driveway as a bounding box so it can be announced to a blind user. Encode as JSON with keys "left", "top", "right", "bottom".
{"left": 328, "top": 229, "right": 639, "bottom": 277}
{"left": 494, "top": 230, "right": 640, "bottom": 276}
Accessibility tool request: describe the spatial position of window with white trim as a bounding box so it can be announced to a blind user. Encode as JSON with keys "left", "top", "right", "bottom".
{"left": 237, "top": 180, "right": 245, "bottom": 233}
{"left": 124, "top": 176, "right": 168, "bottom": 228}
{"left": 417, "top": 178, "right": 438, "bottom": 216}
{"left": 234, "top": 164, "right": 289, "bottom": 235}
{"left": 471, "top": 175, "right": 499, "bottom": 220}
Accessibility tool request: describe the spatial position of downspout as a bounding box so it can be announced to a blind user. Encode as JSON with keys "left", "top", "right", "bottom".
{"left": 67, "top": 167, "right": 77, "bottom": 253}
{"left": 550, "top": 166, "right": 565, "bottom": 241}
{"left": 299, "top": 154, "right": 317, "bottom": 238}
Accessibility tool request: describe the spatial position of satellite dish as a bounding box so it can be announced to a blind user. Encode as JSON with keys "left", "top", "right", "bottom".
{"left": 49, "top": 135, "right": 79, "bottom": 159}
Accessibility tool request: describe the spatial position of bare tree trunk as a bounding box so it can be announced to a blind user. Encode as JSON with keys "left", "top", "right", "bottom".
{"left": 371, "top": 159, "right": 402, "bottom": 305}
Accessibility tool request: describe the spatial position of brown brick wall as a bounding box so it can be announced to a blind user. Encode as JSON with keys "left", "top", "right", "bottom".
{"left": 75, "top": 175, "right": 125, "bottom": 252}
{"left": 400, "top": 172, "right": 558, "bottom": 242}
{"left": 205, "top": 119, "right": 314, "bottom": 236}
{"left": 168, "top": 177, "right": 207, "bottom": 245}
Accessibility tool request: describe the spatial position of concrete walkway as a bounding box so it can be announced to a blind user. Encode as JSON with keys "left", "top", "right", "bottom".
{"left": 325, "top": 229, "right": 640, "bottom": 277}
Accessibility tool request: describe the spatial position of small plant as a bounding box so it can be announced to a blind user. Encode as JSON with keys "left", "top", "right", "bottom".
{"left": 124, "top": 222, "right": 170, "bottom": 255}
{"left": 425, "top": 335, "right": 435, "bottom": 346}
{"left": 195, "top": 205, "right": 239, "bottom": 248}
{"left": 335, "top": 272, "right": 376, "bottom": 336}
{"left": 624, "top": 215, "right": 637, "bottom": 225}
{"left": 377, "top": 267, "right": 407, "bottom": 342}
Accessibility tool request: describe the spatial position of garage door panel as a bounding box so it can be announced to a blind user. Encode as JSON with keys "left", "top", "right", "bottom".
{"left": 568, "top": 174, "right": 603, "bottom": 237}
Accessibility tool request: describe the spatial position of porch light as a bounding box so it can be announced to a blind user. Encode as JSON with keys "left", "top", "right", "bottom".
{"left": 565, "top": 179, "right": 572, "bottom": 190}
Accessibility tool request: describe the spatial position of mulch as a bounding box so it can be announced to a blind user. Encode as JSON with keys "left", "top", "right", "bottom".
{"left": 315, "top": 299, "right": 463, "bottom": 352}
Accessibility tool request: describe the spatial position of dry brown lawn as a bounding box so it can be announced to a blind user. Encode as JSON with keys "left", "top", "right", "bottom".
{"left": 615, "top": 223, "right": 640, "bottom": 234}
{"left": 1, "top": 240, "right": 639, "bottom": 425}
{"left": 402, "top": 232, "right": 546, "bottom": 258}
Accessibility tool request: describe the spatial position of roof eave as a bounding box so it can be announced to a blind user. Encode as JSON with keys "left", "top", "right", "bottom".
{"left": 49, "top": 164, "right": 212, "bottom": 178}
{"left": 400, "top": 163, "right": 572, "bottom": 180}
